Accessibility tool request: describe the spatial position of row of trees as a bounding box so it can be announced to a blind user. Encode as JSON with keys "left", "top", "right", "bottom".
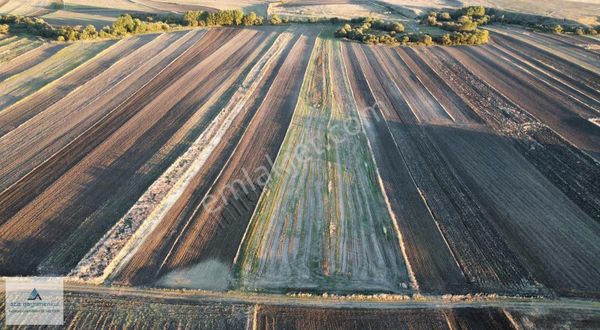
{"left": 423, "top": 6, "right": 490, "bottom": 33}
{"left": 1, "top": 9, "right": 327, "bottom": 42}
{"left": 335, "top": 15, "right": 489, "bottom": 46}
{"left": 523, "top": 23, "right": 600, "bottom": 36}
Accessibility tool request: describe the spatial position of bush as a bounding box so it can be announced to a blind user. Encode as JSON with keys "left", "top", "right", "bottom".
{"left": 0, "top": 24, "right": 8, "bottom": 34}
{"left": 183, "top": 10, "right": 202, "bottom": 27}
{"left": 421, "top": 34, "right": 433, "bottom": 46}
{"left": 270, "top": 14, "right": 282, "bottom": 25}
{"left": 553, "top": 24, "right": 563, "bottom": 34}
{"left": 438, "top": 12, "right": 451, "bottom": 21}
{"left": 426, "top": 15, "right": 437, "bottom": 26}
{"left": 242, "top": 12, "right": 264, "bottom": 26}
{"left": 392, "top": 22, "right": 404, "bottom": 33}
{"left": 462, "top": 6, "right": 485, "bottom": 18}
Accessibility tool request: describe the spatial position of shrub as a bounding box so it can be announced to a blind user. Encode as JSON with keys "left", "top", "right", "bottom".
{"left": 438, "top": 12, "right": 451, "bottom": 21}
{"left": 426, "top": 15, "right": 437, "bottom": 26}
{"left": 242, "top": 12, "right": 264, "bottom": 26}
{"left": 0, "top": 24, "right": 8, "bottom": 34}
{"left": 553, "top": 24, "right": 563, "bottom": 34}
{"left": 462, "top": 6, "right": 485, "bottom": 18}
{"left": 392, "top": 22, "right": 404, "bottom": 33}
{"left": 440, "top": 33, "right": 452, "bottom": 46}
{"left": 183, "top": 10, "right": 202, "bottom": 27}
{"left": 270, "top": 14, "right": 282, "bottom": 25}
{"left": 421, "top": 34, "right": 433, "bottom": 46}
{"left": 80, "top": 24, "right": 97, "bottom": 39}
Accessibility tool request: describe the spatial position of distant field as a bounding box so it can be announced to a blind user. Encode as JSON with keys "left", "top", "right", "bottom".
{"left": 2, "top": 0, "right": 598, "bottom": 27}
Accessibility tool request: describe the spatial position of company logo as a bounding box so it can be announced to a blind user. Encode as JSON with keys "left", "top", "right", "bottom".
{"left": 27, "top": 288, "right": 42, "bottom": 301}
{"left": 4, "top": 277, "right": 63, "bottom": 325}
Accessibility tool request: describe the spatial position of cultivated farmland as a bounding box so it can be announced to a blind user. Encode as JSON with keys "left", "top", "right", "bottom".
{"left": 237, "top": 37, "right": 411, "bottom": 294}
{"left": 0, "top": 5, "right": 599, "bottom": 326}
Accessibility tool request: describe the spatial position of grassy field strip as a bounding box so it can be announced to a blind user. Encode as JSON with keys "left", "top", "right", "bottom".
{"left": 238, "top": 36, "right": 410, "bottom": 293}
{"left": 488, "top": 27, "right": 600, "bottom": 76}
{"left": 0, "top": 37, "right": 44, "bottom": 64}
{"left": 326, "top": 39, "right": 409, "bottom": 293}
{"left": 71, "top": 30, "right": 290, "bottom": 283}
{"left": 417, "top": 47, "right": 600, "bottom": 297}
{"left": 236, "top": 35, "right": 326, "bottom": 292}
{"left": 0, "top": 42, "right": 67, "bottom": 81}
{"left": 488, "top": 43, "right": 600, "bottom": 116}
{"left": 0, "top": 39, "right": 115, "bottom": 110}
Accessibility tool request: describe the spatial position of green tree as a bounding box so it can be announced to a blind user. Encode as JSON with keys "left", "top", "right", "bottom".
{"left": 80, "top": 24, "right": 97, "bottom": 39}
{"left": 439, "top": 12, "right": 451, "bottom": 21}
{"left": 553, "top": 24, "right": 563, "bottom": 34}
{"left": 233, "top": 9, "right": 244, "bottom": 25}
{"left": 422, "top": 34, "right": 433, "bottom": 46}
{"left": 270, "top": 14, "right": 282, "bottom": 25}
{"left": 441, "top": 33, "right": 452, "bottom": 45}
{"left": 183, "top": 10, "right": 201, "bottom": 27}
{"left": 242, "top": 11, "right": 257, "bottom": 25}
{"left": 392, "top": 22, "right": 404, "bottom": 33}
{"left": 112, "top": 14, "right": 135, "bottom": 35}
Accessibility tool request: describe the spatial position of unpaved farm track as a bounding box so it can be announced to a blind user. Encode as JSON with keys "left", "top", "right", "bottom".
{"left": 1, "top": 283, "right": 598, "bottom": 329}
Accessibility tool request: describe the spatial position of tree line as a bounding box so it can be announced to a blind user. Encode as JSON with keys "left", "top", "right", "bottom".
{"left": 334, "top": 12, "right": 489, "bottom": 47}
{"left": 0, "top": 9, "right": 286, "bottom": 42}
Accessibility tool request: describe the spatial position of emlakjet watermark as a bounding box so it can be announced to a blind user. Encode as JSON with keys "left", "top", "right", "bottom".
{"left": 4, "top": 277, "right": 64, "bottom": 325}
